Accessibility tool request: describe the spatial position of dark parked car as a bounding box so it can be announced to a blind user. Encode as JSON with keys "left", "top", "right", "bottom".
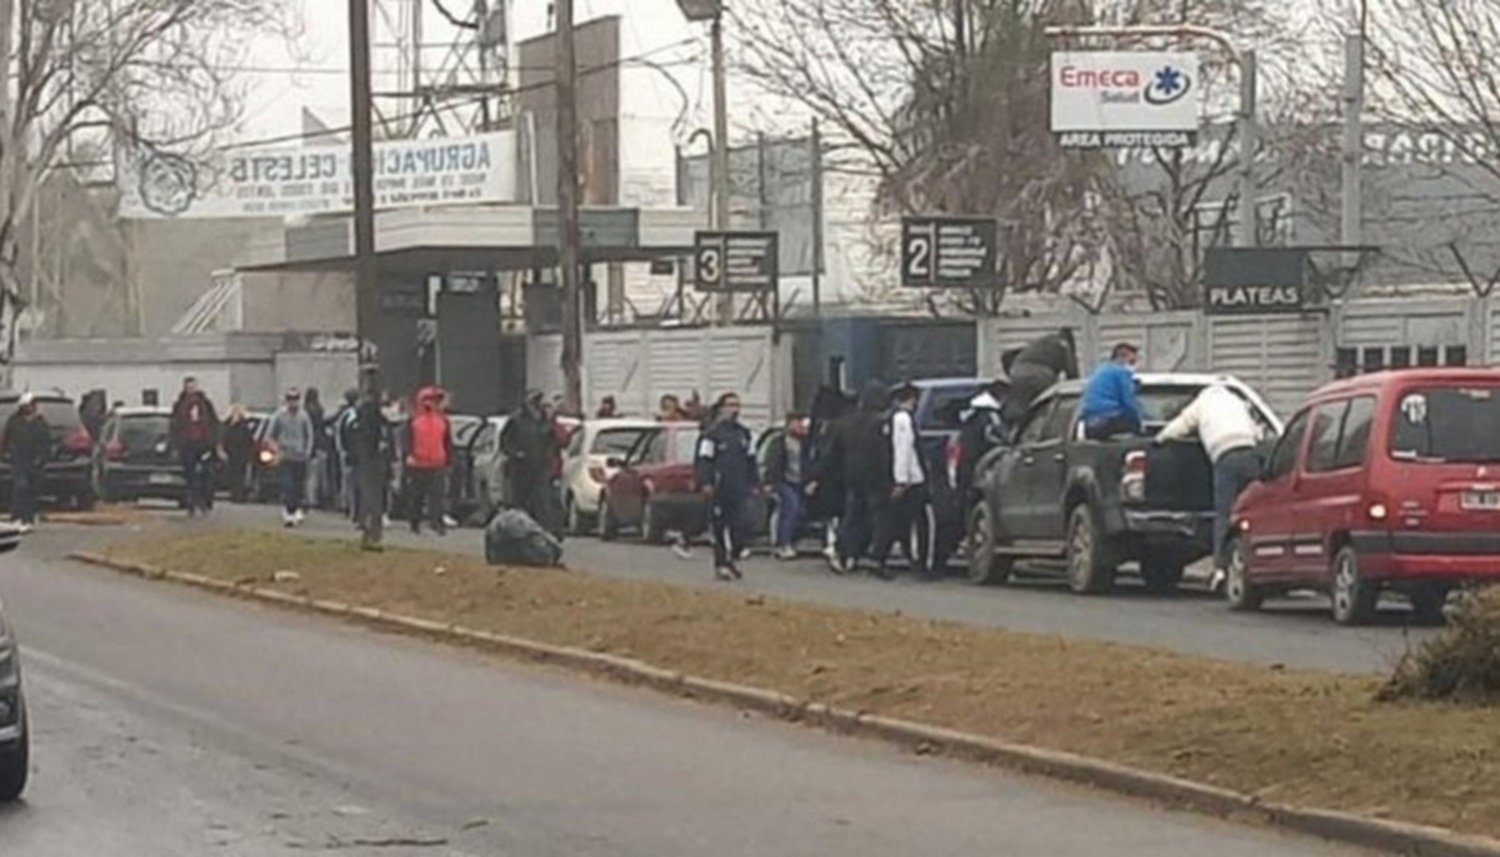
{"left": 0, "top": 391, "right": 96, "bottom": 510}
{"left": 967, "top": 373, "right": 1280, "bottom": 593}
{"left": 92, "top": 407, "right": 187, "bottom": 503}
{"left": 598, "top": 423, "right": 706, "bottom": 542}
{"left": 906, "top": 378, "right": 986, "bottom": 571}
{"left": 0, "top": 521, "right": 29, "bottom": 802}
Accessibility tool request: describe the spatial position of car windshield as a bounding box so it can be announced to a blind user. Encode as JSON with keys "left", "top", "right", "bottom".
{"left": 120, "top": 415, "right": 172, "bottom": 450}
{"left": 592, "top": 428, "right": 646, "bottom": 456}
{"left": 0, "top": 399, "right": 82, "bottom": 440}
{"left": 1389, "top": 386, "right": 1500, "bottom": 463}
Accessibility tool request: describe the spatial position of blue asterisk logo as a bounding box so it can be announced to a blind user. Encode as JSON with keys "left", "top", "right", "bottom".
{"left": 1154, "top": 66, "right": 1184, "bottom": 95}
{"left": 1144, "top": 65, "right": 1191, "bottom": 105}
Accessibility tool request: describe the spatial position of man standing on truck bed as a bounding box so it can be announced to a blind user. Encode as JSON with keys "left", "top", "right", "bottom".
{"left": 1079, "top": 343, "right": 1144, "bottom": 441}
{"left": 1155, "top": 384, "right": 1264, "bottom": 592}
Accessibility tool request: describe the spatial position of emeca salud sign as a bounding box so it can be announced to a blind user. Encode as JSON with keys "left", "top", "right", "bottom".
{"left": 1051, "top": 52, "right": 1200, "bottom": 149}
{"left": 118, "top": 131, "right": 518, "bottom": 219}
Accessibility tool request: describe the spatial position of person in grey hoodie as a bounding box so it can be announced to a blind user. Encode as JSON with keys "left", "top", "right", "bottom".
{"left": 270, "top": 387, "right": 316, "bottom": 527}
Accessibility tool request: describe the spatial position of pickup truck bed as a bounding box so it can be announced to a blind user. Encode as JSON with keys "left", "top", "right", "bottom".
{"left": 966, "top": 374, "right": 1278, "bottom": 594}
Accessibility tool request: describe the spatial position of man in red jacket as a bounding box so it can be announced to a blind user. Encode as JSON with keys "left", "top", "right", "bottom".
{"left": 404, "top": 387, "right": 452, "bottom": 535}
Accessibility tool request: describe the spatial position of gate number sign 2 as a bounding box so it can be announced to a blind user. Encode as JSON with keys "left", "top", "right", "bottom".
{"left": 901, "top": 216, "right": 998, "bottom": 288}
{"left": 693, "top": 231, "right": 779, "bottom": 293}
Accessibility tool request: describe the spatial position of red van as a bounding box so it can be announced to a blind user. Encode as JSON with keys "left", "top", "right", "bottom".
{"left": 1226, "top": 369, "right": 1500, "bottom": 625}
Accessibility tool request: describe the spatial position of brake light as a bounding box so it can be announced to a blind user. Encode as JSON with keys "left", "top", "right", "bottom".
{"left": 63, "top": 427, "right": 93, "bottom": 454}
{"left": 1122, "top": 450, "right": 1147, "bottom": 504}
{"left": 105, "top": 440, "right": 126, "bottom": 461}
{"left": 588, "top": 465, "right": 607, "bottom": 484}
{"left": 945, "top": 436, "right": 962, "bottom": 487}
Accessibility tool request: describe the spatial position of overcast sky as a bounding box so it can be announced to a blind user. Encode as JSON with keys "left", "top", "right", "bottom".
{"left": 236, "top": 0, "right": 700, "bottom": 145}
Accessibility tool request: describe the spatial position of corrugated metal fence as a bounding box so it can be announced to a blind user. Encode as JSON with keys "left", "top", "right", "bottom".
{"left": 978, "top": 296, "right": 1489, "bottom": 417}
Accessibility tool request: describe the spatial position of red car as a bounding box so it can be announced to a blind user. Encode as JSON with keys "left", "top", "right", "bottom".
{"left": 1226, "top": 368, "right": 1500, "bottom": 625}
{"left": 597, "top": 422, "right": 706, "bottom": 543}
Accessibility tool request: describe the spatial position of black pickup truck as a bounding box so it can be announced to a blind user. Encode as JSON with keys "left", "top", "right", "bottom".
{"left": 966, "top": 373, "right": 1281, "bottom": 594}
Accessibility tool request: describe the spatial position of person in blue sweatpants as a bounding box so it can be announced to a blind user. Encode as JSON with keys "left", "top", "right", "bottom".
{"left": 695, "top": 392, "right": 758, "bottom": 581}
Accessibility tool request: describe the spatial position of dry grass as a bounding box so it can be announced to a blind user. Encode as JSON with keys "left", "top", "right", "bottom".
{"left": 1385, "top": 587, "right": 1500, "bottom": 703}
{"left": 103, "top": 529, "right": 1500, "bottom": 838}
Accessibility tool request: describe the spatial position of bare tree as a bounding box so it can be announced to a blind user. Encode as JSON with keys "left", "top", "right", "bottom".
{"left": 0, "top": 0, "right": 296, "bottom": 360}
{"left": 1339, "top": 0, "right": 1500, "bottom": 294}
{"left": 732, "top": 0, "right": 1114, "bottom": 313}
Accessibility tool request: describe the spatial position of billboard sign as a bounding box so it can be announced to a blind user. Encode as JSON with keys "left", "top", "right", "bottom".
{"left": 1203, "top": 248, "right": 1308, "bottom": 315}
{"left": 119, "top": 132, "right": 518, "bottom": 220}
{"left": 901, "top": 216, "right": 999, "bottom": 288}
{"left": 1051, "top": 52, "right": 1200, "bottom": 149}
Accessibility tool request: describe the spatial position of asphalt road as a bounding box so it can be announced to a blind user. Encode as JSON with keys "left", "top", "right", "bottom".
{"left": 0, "top": 526, "right": 1364, "bottom": 857}
{"left": 210, "top": 504, "right": 1434, "bottom": 674}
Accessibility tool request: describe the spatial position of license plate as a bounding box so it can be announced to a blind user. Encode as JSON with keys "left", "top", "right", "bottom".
{"left": 1462, "top": 491, "right": 1500, "bottom": 511}
{"left": 149, "top": 473, "right": 176, "bottom": 485}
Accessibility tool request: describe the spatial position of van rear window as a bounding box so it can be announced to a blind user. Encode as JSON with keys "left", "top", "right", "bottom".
{"left": 1390, "top": 386, "right": 1500, "bottom": 463}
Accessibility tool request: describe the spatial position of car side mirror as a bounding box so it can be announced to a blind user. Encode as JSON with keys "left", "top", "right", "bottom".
{"left": 605, "top": 456, "right": 625, "bottom": 469}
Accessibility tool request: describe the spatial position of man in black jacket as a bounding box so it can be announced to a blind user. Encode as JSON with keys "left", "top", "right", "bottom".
{"left": 2, "top": 395, "right": 50, "bottom": 528}
{"left": 500, "top": 390, "right": 560, "bottom": 529}
{"left": 830, "top": 381, "right": 891, "bottom": 575}
{"left": 695, "top": 392, "right": 757, "bottom": 581}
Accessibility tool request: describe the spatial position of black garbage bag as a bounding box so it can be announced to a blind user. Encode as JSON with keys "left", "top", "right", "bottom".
{"left": 484, "top": 508, "right": 564, "bottom": 567}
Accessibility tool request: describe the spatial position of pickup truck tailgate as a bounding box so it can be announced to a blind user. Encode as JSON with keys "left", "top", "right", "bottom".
{"left": 1143, "top": 442, "right": 1215, "bottom": 512}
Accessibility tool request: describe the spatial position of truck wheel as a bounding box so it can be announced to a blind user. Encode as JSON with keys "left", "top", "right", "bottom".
{"left": 598, "top": 495, "right": 619, "bottom": 541}
{"left": 966, "top": 502, "right": 1011, "bottom": 585}
{"left": 0, "top": 703, "right": 28, "bottom": 802}
{"left": 1066, "top": 503, "right": 1115, "bottom": 595}
{"left": 1331, "top": 545, "right": 1378, "bottom": 626}
{"left": 1224, "top": 538, "right": 1264, "bottom": 612}
{"left": 1408, "top": 584, "right": 1450, "bottom": 626}
{"left": 1140, "top": 559, "right": 1185, "bottom": 595}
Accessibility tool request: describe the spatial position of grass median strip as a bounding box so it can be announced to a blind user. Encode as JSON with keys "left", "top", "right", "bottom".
{"left": 98, "top": 528, "right": 1500, "bottom": 839}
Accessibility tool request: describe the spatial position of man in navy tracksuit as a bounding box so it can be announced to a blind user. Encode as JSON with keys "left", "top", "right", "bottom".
{"left": 696, "top": 392, "right": 758, "bottom": 581}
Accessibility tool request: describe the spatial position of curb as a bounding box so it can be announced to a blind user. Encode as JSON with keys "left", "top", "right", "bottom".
{"left": 68, "top": 550, "right": 1500, "bottom": 857}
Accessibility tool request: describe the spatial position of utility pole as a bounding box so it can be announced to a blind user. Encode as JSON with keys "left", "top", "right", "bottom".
{"left": 710, "top": 9, "right": 732, "bottom": 324}
{"left": 349, "top": 0, "right": 382, "bottom": 545}
{"left": 555, "top": 0, "right": 584, "bottom": 414}
{"left": 810, "top": 118, "right": 824, "bottom": 317}
{"left": 1340, "top": 6, "right": 1365, "bottom": 272}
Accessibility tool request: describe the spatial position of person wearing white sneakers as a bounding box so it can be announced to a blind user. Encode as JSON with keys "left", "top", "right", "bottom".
{"left": 269, "top": 388, "right": 315, "bottom": 527}
{"left": 764, "top": 411, "right": 811, "bottom": 561}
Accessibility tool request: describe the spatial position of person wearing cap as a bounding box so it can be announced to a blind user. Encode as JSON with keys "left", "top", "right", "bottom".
{"left": 870, "top": 382, "right": 931, "bottom": 581}
{"left": 269, "top": 388, "right": 315, "bottom": 527}
{"left": 2, "top": 394, "right": 49, "bottom": 529}
{"left": 957, "top": 378, "right": 1010, "bottom": 505}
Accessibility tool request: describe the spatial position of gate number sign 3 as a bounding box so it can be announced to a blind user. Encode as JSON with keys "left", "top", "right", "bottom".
{"left": 697, "top": 245, "right": 722, "bottom": 287}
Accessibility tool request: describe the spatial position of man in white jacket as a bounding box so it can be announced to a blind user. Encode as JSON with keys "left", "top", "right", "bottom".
{"left": 1156, "top": 384, "right": 1264, "bottom": 590}
{"left": 871, "top": 383, "right": 932, "bottom": 582}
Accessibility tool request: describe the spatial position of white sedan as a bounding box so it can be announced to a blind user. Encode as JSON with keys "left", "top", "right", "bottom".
{"left": 559, "top": 418, "right": 658, "bottom": 533}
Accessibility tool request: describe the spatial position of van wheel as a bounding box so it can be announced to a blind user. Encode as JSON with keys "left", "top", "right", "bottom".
{"left": 1224, "top": 538, "right": 1264, "bottom": 611}
{"left": 1408, "top": 584, "right": 1450, "bottom": 626}
{"left": 598, "top": 494, "right": 619, "bottom": 541}
{"left": 1331, "top": 545, "right": 1378, "bottom": 626}
{"left": 1066, "top": 503, "right": 1115, "bottom": 595}
{"left": 966, "top": 501, "right": 1011, "bottom": 585}
{"left": 1140, "top": 558, "right": 1185, "bottom": 595}
{"left": 0, "top": 702, "right": 28, "bottom": 802}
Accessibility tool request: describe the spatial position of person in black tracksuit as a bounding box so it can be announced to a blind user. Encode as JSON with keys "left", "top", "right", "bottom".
{"left": 831, "top": 381, "right": 892, "bottom": 575}
{"left": 695, "top": 392, "right": 758, "bottom": 581}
